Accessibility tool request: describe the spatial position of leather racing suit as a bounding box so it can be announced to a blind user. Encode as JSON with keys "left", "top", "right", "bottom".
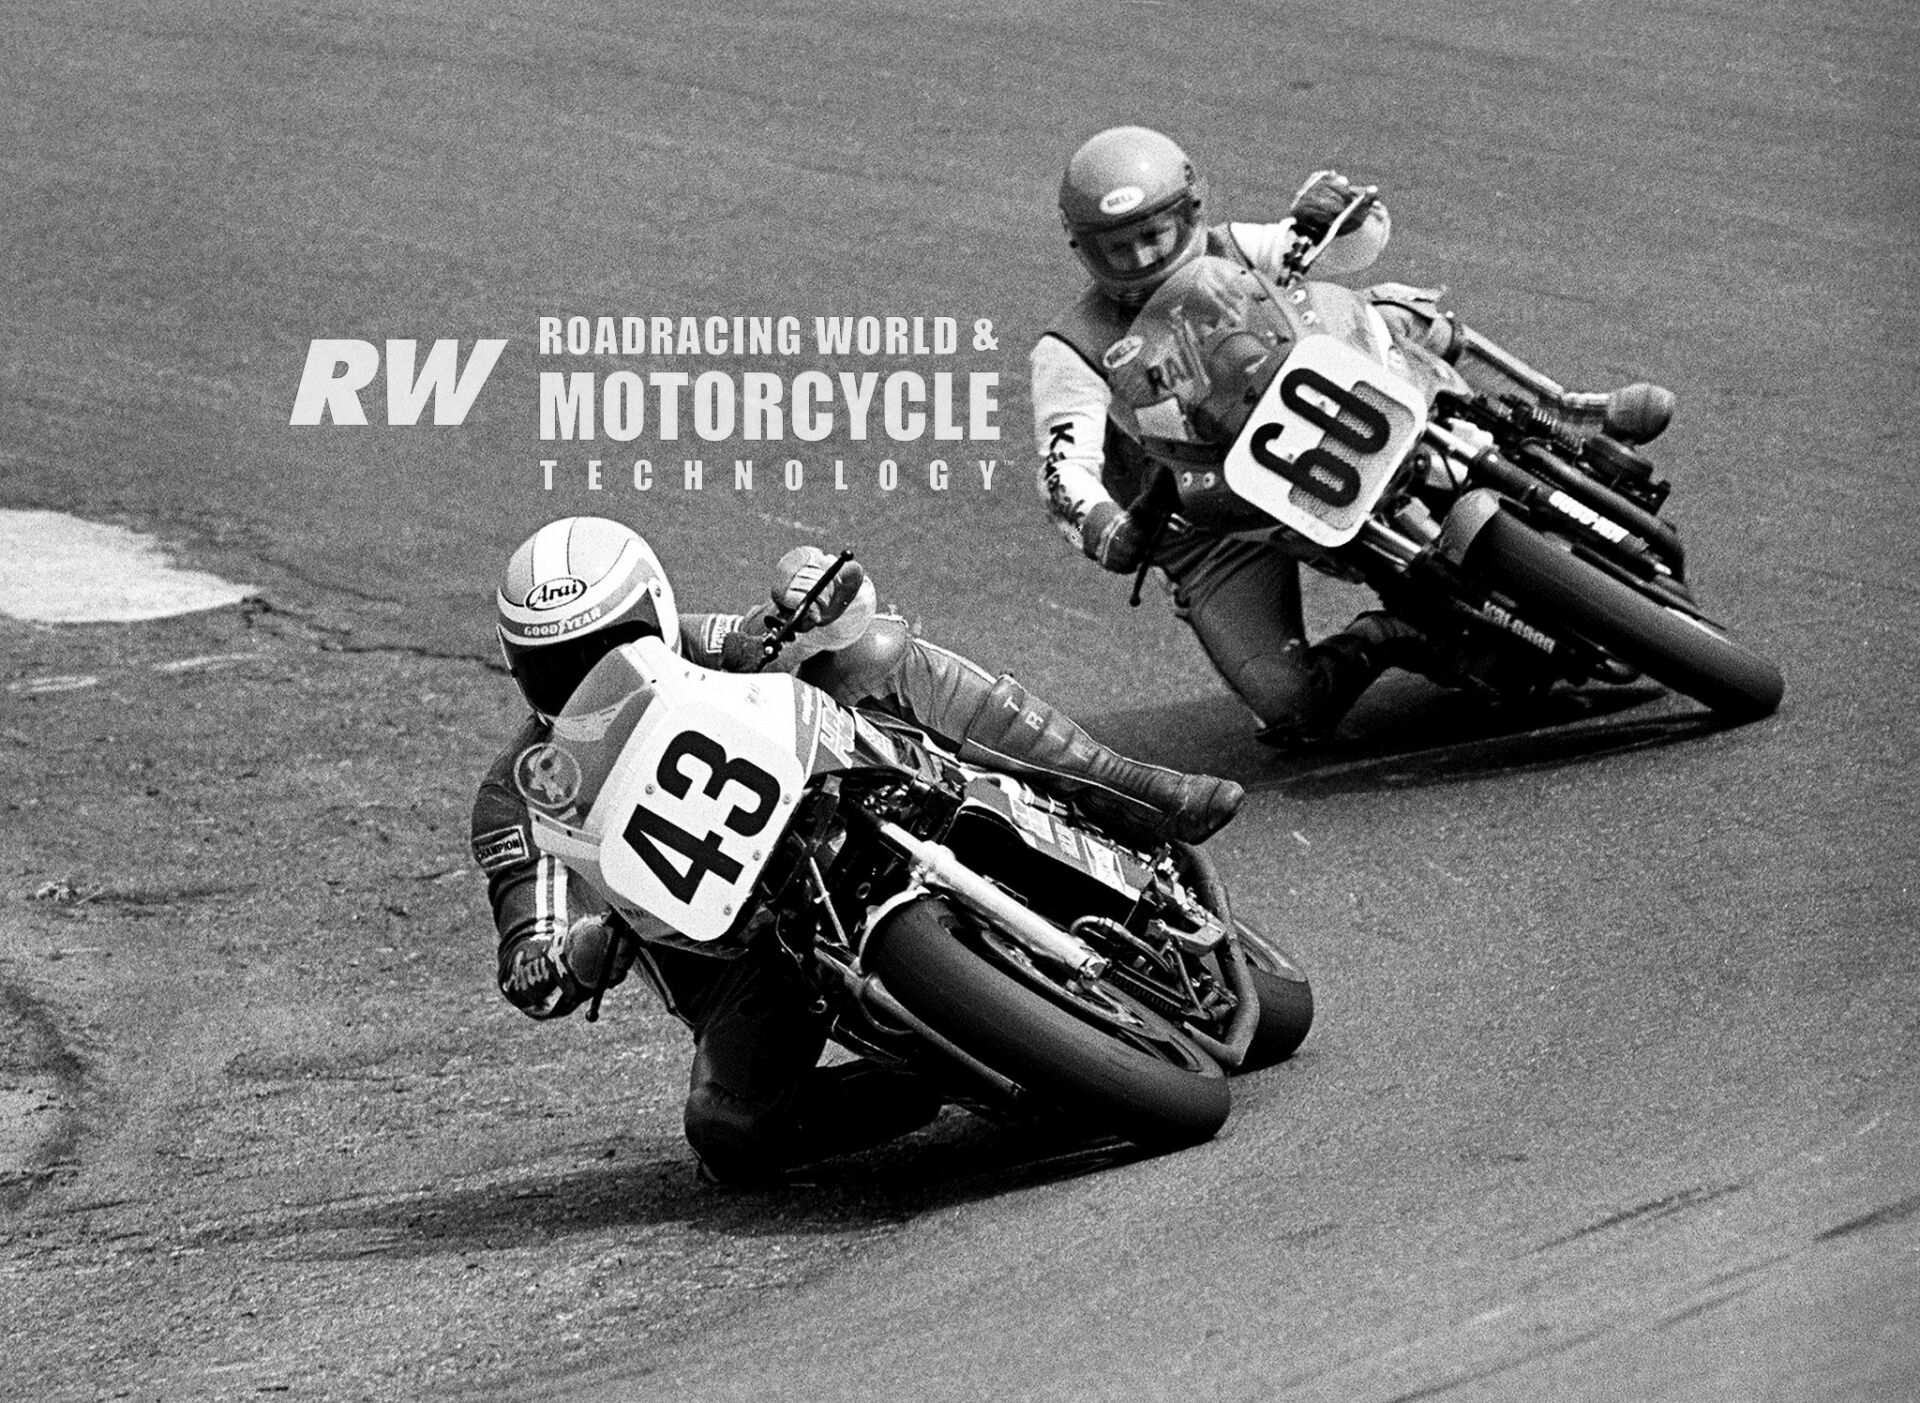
{"left": 470, "top": 576, "right": 1241, "bottom": 1183}
{"left": 1032, "top": 203, "right": 1437, "bottom": 744}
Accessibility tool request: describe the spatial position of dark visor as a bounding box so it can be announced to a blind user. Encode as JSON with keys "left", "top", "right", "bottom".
{"left": 513, "top": 619, "right": 662, "bottom": 716}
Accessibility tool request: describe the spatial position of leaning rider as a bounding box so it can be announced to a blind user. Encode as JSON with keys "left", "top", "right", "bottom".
{"left": 1032, "top": 124, "right": 1677, "bottom": 747}
{"left": 470, "top": 516, "right": 1243, "bottom": 1185}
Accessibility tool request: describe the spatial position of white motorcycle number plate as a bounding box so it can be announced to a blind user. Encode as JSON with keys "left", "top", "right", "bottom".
{"left": 595, "top": 702, "right": 805, "bottom": 943}
{"left": 1223, "top": 335, "right": 1428, "bottom": 548}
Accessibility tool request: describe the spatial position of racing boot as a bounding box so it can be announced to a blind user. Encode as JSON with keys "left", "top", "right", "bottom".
{"left": 1254, "top": 612, "right": 1444, "bottom": 750}
{"left": 954, "top": 675, "right": 1244, "bottom": 846}
{"left": 813, "top": 625, "right": 1243, "bottom": 846}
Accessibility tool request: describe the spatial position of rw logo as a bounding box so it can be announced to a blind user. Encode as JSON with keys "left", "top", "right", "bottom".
{"left": 288, "top": 338, "right": 508, "bottom": 426}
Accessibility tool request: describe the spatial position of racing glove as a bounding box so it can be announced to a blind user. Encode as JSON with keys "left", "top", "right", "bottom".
{"left": 499, "top": 916, "right": 632, "bottom": 1019}
{"left": 1287, "top": 170, "right": 1380, "bottom": 241}
{"left": 1082, "top": 500, "right": 1151, "bottom": 574}
{"left": 500, "top": 934, "right": 573, "bottom": 1018}
{"left": 772, "top": 546, "right": 867, "bottom": 631}
{"left": 717, "top": 613, "right": 776, "bottom": 672}
{"left": 554, "top": 913, "right": 635, "bottom": 994}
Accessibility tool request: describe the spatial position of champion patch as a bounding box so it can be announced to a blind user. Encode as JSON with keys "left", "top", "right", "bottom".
{"left": 472, "top": 824, "right": 531, "bottom": 872}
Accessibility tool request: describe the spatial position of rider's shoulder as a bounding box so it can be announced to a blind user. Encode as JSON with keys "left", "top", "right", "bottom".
{"left": 473, "top": 713, "right": 550, "bottom": 818}
{"left": 1038, "top": 286, "right": 1137, "bottom": 374}
{"left": 1215, "top": 220, "right": 1291, "bottom": 272}
{"left": 487, "top": 713, "right": 550, "bottom": 767}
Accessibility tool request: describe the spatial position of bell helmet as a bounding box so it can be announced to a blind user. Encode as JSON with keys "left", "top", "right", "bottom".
{"left": 496, "top": 517, "right": 679, "bottom": 717}
{"left": 1059, "top": 126, "right": 1209, "bottom": 305}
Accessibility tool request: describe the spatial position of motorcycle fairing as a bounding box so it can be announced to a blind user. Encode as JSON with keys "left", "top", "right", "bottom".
{"left": 807, "top": 691, "right": 945, "bottom": 782}
{"left": 529, "top": 636, "right": 816, "bottom": 943}
{"left": 1221, "top": 327, "right": 1429, "bottom": 548}
{"left": 1112, "top": 258, "right": 1450, "bottom": 549}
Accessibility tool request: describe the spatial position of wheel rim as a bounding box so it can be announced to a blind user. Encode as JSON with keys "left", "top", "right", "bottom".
{"left": 970, "top": 923, "right": 1218, "bottom": 1076}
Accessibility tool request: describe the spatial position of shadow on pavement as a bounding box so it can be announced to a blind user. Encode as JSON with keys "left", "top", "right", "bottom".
{"left": 179, "top": 1112, "right": 1145, "bottom": 1261}
{"left": 1086, "top": 676, "right": 1743, "bottom": 797}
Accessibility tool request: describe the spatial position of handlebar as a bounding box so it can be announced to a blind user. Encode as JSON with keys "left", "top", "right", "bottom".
{"left": 1279, "top": 185, "right": 1378, "bottom": 283}
{"left": 753, "top": 548, "right": 856, "bottom": 669}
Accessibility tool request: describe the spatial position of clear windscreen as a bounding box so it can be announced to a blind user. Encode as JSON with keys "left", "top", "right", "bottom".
{"left": 1105, "top": 256, "right": 1298, "bottom": 451}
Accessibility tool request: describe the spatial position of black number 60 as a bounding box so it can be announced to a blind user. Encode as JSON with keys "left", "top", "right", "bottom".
{"left": 1248, "top": 367, "right": 1391, "bottom": 508}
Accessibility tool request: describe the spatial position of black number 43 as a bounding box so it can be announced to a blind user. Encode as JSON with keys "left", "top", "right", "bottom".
{"left": 621, "top": 730, "right": 781, "bottom": 904}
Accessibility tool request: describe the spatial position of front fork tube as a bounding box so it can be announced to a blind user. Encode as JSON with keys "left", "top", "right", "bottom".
{"left": 803, "top": 857, "right": 1030, "bottom": 1102}
{"left": 1422, "top": 424, "right": 1685, "bottom": 584}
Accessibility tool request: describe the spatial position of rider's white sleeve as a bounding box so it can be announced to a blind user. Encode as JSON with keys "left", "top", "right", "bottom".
{"left": 1227, "top": 203, "right": 1392, "bottom": 280}
{"left": 1030, "top": 334, "right": 1118, "bottom": 553}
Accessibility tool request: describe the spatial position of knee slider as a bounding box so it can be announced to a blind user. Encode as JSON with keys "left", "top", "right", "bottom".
{"left": 684, "top": 1083, "right": 785, "bottom": 1180}
{"left": 1229, "top": 650, "right": 1318, "bottom": 729}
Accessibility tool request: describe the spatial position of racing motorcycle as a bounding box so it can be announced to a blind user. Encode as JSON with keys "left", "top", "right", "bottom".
{"left": 522, "top": 622, "right": 1313, "bottom": 1153}
{"left": 1106, "top": 197, "right": 1786, "bottom": 723}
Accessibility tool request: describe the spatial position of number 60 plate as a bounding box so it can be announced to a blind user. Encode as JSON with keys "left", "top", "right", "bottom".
{"left": 1222, "top": 335, "right": 1428, "bottom": 549}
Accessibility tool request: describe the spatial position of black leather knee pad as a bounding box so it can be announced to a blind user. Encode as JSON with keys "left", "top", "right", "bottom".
{"left": 684, "top": 1083, "right": 787, "bottom": 1185}
{"left": 1227, "top": 648, "right": 1318, "bottom": 729}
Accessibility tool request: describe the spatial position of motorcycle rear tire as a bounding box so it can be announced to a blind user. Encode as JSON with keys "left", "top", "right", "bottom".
{"left": 1468, "top": 510, "right": 1785, "bottom": 721}
{"left": 867, "top": 898, "right": 1231, "bottom": 1151}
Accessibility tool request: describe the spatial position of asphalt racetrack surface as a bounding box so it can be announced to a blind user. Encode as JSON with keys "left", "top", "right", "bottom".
{"left": 4, "top": 1, "right": 1917, "bottom": 1399}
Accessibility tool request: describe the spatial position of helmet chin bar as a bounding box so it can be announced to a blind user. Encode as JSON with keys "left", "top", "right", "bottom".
{"left": 1073, "top": 202, "right": 1206, "bottom": 303}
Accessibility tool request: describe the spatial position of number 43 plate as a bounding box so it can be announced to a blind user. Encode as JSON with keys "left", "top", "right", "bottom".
{"left": 532, "top": 656, "right": 809, "bottom": 944}
{"left": 1223, "top": 335, "right": 1428, "bottom": 548}
{"left": 596, "top": 707, "right": 804, "bottom": 942}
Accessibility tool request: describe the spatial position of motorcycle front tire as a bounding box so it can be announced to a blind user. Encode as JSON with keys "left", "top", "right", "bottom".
{"left": 1467, "top": 509, "right": 1785, "bottom": 721}
{"left": 1233, "top": 923, "right": 1315, "bottom": 1072}
{"left": 866, "top": 897, "right": 1231, "bottom": 1151}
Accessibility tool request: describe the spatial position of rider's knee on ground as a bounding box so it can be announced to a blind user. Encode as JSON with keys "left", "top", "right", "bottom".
{"left": 1237, "top": 633, "right": 1401, "bottom": 740}
{"left": 1223, "top": 646, "right": 1321, "bottom": 731}
{"left": 684, "top": 1081, "right": 789, "bottom": 1186}
{"left": 786, "top": 1061, "right": 945, "bottom": 1167}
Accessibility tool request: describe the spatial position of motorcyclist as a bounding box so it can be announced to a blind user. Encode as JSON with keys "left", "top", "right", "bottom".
{"left": 470, "top": 515, "right": 1244, "bottom": 1185}
{"left": 1033, "top": 125, "right": 1677, "bottom": 746}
